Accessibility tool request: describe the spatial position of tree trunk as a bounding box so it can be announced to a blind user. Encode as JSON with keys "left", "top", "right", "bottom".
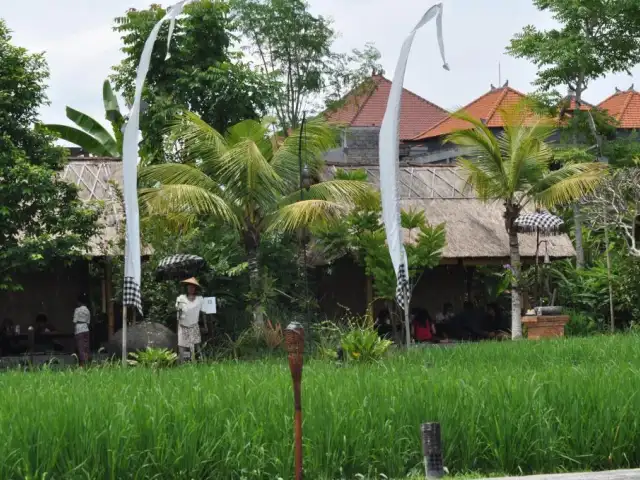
{"left": 572, "top": 79, "right": 586, "bottom": 269}
{"left": 573, "top": 204, "right": 585, "bottom": 269}
{"left": 505, "top": 205, "right": 523, "bottom": 340}
{"left": 366, "top": 275, "right": 374, "bottom": 320}
{"left": 243, "top": 228, "right": 264, "bottom": 326}
{"left": 508, "top": 228, "right": 523, "bottom": 339}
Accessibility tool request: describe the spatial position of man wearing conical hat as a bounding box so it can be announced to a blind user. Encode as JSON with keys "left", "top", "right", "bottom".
{"left": 175, "top": 277, "right": 205, "bottom": 361}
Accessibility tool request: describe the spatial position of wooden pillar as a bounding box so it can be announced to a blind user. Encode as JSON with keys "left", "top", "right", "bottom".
{"left": 105, "top": 257, "right": 115, "bottom": 340}
{"left": 366, "top": 275, "right": 374, "bottom": 320}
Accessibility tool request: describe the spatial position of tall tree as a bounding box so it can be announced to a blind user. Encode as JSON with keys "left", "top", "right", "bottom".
{"left": 0, "top": 20, "right": 100, "bottom": 290}
{"left": 138, "top": 114, "right": 371, "bottom": 324}
{"left": 232, "top": 0, "right": 383, "bottom": 132}
{"left": 41, "top": 80, "right": 124, "bottom": 157}
{"left": 445, "top": 106, "right": 605, "bottom": 338}
{"left": 507, "top": 0, "right": 640, "bottom": 268}
{"left": 111, "top": 0, "right": 276, "bottom": 164}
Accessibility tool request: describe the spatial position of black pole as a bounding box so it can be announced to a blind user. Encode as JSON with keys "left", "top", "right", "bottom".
{"left": 298, "top": 113, "right": 310, "bottom": 324}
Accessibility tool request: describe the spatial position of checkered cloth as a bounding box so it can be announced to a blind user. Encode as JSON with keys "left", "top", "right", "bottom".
{"left": 123, "top": 276, "right": 143, "bottom": 315}
{"left": 513, "top": 211, "right": 564, "bottom": 235}
{"left": 395, "top": 263, "right": 411, "bottom": 310}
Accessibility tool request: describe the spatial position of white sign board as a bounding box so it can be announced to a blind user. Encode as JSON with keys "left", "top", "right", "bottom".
{"left": 202, "top": 297, "right": 217, "bottom": 314}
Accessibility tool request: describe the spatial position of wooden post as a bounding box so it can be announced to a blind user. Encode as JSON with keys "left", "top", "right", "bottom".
{"left": 285, "top": 322, "right": 305, "bottom": 480}
{"left": 105, "top": 258, "right": 115, "bottom": 340}
{"left": 421, "top": 422, "right": 444, "bottom": 479}
{"left": 122, "top": 305, "right": 128, "bottom": 366}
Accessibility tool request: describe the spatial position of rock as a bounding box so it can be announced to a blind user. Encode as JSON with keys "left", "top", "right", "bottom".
{"left": 108, "top": 321, "right": 177, "bottom": 356}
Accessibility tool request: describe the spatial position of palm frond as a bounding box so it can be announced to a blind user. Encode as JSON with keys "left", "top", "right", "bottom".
{"left": 139, "top": 185, "right": 239, "bottom": 227}
{"left": 267, "top": 200, "right": 348, "bottom": 233}
{"left": 138, "top": 163, "right": 222, "bottom": 194}
{"left": 217, "top": 139, "right": 284, "bottom": 211}
{"left": 280, "top": 179, "right": 373, "bottom": 208}
{"left": 457, "top": 158, "right": 509, "bottom": 201}
{"left": 167, "top": 111, "right": 227, "bottom": 167}
{"left": 272, "top": 119, "right": 338, "bottom": 184}
{"left": 527, "top": 162, "right": 607, "bottom": 208}
{"left": 445, "top": 111, "right": 507, "bottom": 187}
{"left": 498, "top": 105, "right": 555, "bottom": 192}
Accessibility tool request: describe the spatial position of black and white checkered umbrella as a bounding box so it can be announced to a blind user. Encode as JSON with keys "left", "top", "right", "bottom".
{"left": 155, "top": 254, "right": 206, "bottom": 281}
{"left": 513, "top": 211, "right": 564, "bottom": 235}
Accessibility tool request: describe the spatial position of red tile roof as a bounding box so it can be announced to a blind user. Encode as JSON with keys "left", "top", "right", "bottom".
{"left": 325, "top": 75, "right": 448, "bottom": 140}
{"left": 563, "top": 96, "right": 593, "bottom": 112}
{"left": 413, "top": 86, "right": 530, "bottom": 140}
{"left": 598, "top": 88, "right": 640, "bottom": 129}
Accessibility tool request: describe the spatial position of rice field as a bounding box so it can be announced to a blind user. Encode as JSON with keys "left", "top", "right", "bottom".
{"left": 3, "top": 335, "right": 640, "bottom": 479}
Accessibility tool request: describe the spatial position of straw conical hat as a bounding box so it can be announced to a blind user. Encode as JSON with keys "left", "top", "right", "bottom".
{"left": 181, "top": 277, "right": 201, "bottom": 287}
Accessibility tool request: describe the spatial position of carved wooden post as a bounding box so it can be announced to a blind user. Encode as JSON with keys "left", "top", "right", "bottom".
{"left": 285, "top": 321, "right": 305, "bottom": 480}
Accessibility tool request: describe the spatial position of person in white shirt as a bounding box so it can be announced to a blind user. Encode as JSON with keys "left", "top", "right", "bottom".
{"left": 175, "top": 277, "right": 206, "bottom": 361}
{"left": 73, "top": 294, "right": 91, "bottom": 366}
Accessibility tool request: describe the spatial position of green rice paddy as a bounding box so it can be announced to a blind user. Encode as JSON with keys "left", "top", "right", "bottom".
{"left": 3, "top": 335, "right": 640, "bottom": 479}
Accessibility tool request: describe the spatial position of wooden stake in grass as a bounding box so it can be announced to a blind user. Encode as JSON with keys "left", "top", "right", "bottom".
{"left": 421, "top": 422, "right": 444, "bottom": 479}
{"left": 285, "top": 322, "right": 305, "bottom": 480}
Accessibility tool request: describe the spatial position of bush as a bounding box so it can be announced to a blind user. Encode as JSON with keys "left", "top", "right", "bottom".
{"left": 565, "top": 310, "right": 604, "bottom": 337}
{"left": 127, "top": 347, "right": 178, "bottom": 368}
{"left": 341, "top": 326, "right": 392, "bottom": 362}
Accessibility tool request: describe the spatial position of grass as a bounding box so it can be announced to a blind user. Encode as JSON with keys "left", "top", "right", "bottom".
{"left": 2, "top": 335, "right": 640, "bottom": 479}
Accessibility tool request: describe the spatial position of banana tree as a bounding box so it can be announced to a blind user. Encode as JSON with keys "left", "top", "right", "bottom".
{"left": 41, "top": 80, "right": 124, "bottom": 157}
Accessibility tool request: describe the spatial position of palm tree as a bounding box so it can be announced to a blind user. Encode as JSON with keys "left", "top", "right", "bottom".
{"left": 445, "top": 106, "right": 606, "bottom": 339}
{"left": 139, "top": 113, "right": 372, "bottom": 324}
{"left": 41, "top": 80, "right": 124, "bottom": 157}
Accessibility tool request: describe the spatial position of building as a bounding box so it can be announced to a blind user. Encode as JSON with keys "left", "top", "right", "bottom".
{"left": 0, "top": 155, "right": 124, "bottom": 350}
{"left": 315, "top": 164, "right": 574, "bottom": 317}
{"left": 598, "top": 86, "right": 640, "bottom": 133}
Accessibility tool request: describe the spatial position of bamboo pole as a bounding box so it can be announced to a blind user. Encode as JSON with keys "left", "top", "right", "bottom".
{"left": 122, "top": 305, "right": 128, "bottom": 366}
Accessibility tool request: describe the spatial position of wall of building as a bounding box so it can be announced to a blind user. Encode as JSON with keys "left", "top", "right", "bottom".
{"left": 315, "top": 258, "right": 475, "bottom": 319}
{"left": 0, "top": 261, "right": 92, "bottom": 334}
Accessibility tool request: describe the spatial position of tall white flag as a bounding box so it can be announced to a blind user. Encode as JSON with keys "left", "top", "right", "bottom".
{"left": 121, "top": 0, "right": 193, "bottom": 315}
{"left": 378, "top": 3, "right": 449, "bottom": 312}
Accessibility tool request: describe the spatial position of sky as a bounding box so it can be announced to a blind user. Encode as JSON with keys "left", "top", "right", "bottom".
{"left": 3, "top": 0, "right": 640, "bottom": 129}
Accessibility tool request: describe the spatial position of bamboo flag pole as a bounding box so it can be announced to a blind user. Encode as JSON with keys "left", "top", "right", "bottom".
{"left": 122, "top": 306, "right": 128, "bottom": 366}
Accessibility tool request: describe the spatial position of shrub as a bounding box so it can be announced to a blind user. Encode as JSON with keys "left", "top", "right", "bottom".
{"left": 341, "top": 326, "right": 393, "bottom": 362}
{"left": 128, "top": 347, "right": 178, "bottom": 368}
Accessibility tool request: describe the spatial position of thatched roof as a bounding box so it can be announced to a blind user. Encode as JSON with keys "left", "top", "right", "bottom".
{"left": 62, "top": 157, "right": 123, "bottom": 256}
{"left": 324, "top": 165, "right": 575, "bottom": 263}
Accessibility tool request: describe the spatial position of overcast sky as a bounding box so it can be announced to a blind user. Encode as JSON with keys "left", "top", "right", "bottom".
{"left": 3, "top": 0, "right": 640, "bottom": 129}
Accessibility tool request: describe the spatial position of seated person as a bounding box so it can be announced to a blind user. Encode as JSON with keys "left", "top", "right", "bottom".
{"left": 35, "top": 313, "right": 55, "bottom": 335}
{"left": 448, "top": 302, "right": 493, "bottom": 341}
{"left": 374, "top": 309, "right": 393, "bottom": 339}
{"left": 435, "top": 302, "right": 454, "bottom": 324}
{"left": 484, "top": 303, "right": 510, "bottom": 338}
{"left": 0, "top": 318, "right": 16, "bottom": 355}
{"left": 411, "top": 308, "right": 436, "bottom": 343}
{"left": 33, "top": 313, "right": 63, "bottom": 352}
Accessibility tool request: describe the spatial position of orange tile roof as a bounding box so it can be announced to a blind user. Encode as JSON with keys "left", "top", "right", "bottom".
{"left": 325, "top": 75, "right": 448, "bottom": 140}
{"left": 597, "top": 88, "right": 640, "bottom": 129}
{"left": 564, "top": 96, "right": 593, "bottom": 112}
{"left": 413, "top": 86, "right": 530, "bottom": 140}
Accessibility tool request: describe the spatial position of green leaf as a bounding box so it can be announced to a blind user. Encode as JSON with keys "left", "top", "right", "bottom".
{"left": 103, "top": 80, "right": 123, "bottom": 125}
{"left": 66, "top": 107, "right": 119, "bottom": 156}
{"left": 38, "top": 124, "right": 115, "bottom": 157}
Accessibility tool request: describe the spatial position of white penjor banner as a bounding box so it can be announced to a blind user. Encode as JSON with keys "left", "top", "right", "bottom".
{"left": 121, "top": 0, "right": 194, "bottom": 316}
{"left": 378, "top": 3, "right": 449, "bottom": 316}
